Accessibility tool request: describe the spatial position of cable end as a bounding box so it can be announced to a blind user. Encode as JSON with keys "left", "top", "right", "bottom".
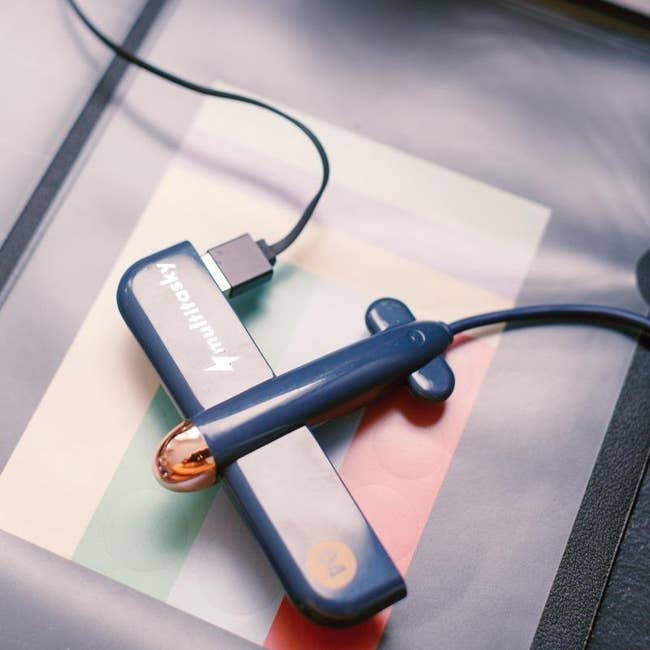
{"left": 256, "top": 238, "right": 277, "bottom": 265}
{"left": 203, "top": 234, "right": 273, "bottom": 297}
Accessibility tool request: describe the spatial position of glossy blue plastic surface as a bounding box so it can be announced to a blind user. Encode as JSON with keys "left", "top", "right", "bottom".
{"left": 197, "top": 319, "right": 452, "bottom": 465}
{"left": 117, "top": 241, "right": 272, "bottom": 417}
{"left": 225, "top": 429, "right": 407, "bottom": 626}
{"left": 366, "top": 297, "right": 456, "bottom": 401}
{"left": 117, "top": 241, "right": 408, "bottom": 626}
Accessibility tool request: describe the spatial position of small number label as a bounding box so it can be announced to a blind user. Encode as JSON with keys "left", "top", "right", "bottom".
{"left": 306, "top": 540, "right": 357, "bottom": 590}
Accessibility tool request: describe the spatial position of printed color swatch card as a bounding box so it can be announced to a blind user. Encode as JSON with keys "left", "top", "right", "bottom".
{"left": 0, "top": 89, "right": 549, "bottom": 648}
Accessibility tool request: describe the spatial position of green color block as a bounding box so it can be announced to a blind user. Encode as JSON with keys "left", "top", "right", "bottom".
{"left": 73, "top": 387, "right": 218, "bottom": 599}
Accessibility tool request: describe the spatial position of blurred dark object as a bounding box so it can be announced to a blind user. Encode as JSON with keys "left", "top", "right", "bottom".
{"left": 537, "top": 0, "right": 650, "bottom": 37}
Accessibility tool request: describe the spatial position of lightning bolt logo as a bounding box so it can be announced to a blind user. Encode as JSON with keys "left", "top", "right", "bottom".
{"left": 204, "top": 355, "right": 239, "bottom": 372}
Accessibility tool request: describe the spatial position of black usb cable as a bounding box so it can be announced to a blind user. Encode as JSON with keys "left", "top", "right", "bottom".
{"left": 67, "top": 0, "right": 329, "bottom": 292}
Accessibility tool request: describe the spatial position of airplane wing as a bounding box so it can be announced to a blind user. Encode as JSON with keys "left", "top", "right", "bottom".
{"left": 117, "top": 240, "right": 406, "bottom": 626}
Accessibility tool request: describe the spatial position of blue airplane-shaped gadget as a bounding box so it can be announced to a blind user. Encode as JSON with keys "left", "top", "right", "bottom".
{"left": 117, "top": 240, "right": 455, "bottom": 626}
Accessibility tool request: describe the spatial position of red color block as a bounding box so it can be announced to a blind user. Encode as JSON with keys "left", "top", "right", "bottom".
{"left": 265, "top": 337, "right": 495, "bottom": 650}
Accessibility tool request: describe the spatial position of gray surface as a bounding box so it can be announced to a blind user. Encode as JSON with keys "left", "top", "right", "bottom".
{"left": 0, "top": 529, "right": 255, "bottom": 650}
{"left": 0, "top": 1, "right": 649, "bottom": 648}
{"left": 0, "top": 0, "right": 202, "bottom": 472}
{"left": 0, "top": 0, "right": 146, "bottom": 244}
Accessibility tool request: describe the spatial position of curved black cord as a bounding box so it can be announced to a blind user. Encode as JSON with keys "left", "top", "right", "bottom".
{"left": 66, "top": 0, "right": 329, "bottom": 261}
{"left": 449, "top": 304, "right": 650, "bottom": 337}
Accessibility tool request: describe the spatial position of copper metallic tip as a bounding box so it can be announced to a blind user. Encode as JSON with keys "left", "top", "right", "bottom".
{"left": 152, "top": 421, "right": 217, "bottom": 492}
